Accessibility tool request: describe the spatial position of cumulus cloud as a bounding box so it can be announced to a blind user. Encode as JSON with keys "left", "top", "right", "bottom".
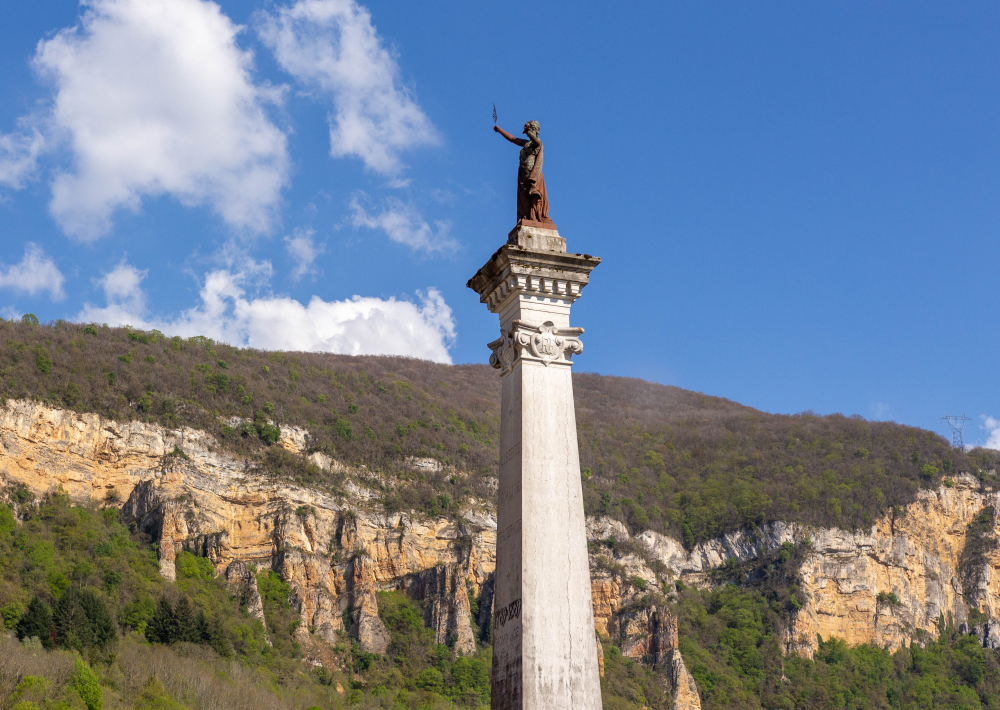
{"left": 88, "top": 261, "right": 149, "bottom": 323}
{"left": 78, "top": 263, "right": 455, "bottom": 362}
{"left": 0, "top": 243, "right": 65, "bottom": 301}
{"left": 33, "top": 0, "right": 289, "bottom": 240}
{"left": 349, "top": 194, "right": 456, "bottom": 252}
{"left": 284, "top": 228, "right": 324, "bottom": 280}
{"left": 981, "top": 416, "right": 1000, "bottom": 450}
{"left": 0, "top": 124, "right": 45, "bottom": 189}
{"left": 256, "top": 0, "right": 437, "bottom": 174}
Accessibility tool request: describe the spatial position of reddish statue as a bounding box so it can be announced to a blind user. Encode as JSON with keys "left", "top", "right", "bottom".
{"left": 494, "top": 120, "right": 556, "bottom": 228}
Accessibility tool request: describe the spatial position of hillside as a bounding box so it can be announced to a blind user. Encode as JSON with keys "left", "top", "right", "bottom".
{"left": 2, "top": 319, "right": 998, "bottom": 545}
{"left": 5, "top": 320, "right": 1000, "bottom": 710}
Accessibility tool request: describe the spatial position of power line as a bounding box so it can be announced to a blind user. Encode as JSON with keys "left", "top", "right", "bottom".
{"left": 942, "top": 412, "right": 972, "bottom": 450}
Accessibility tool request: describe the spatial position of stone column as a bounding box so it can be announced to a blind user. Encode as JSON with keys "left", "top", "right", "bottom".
{"left": 467, "top": 223, "right": 602, "bottom": 710}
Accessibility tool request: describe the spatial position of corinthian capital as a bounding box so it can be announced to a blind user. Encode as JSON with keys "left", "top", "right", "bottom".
{"left": 487, "top": 320, "right": 584, "bottom": 375}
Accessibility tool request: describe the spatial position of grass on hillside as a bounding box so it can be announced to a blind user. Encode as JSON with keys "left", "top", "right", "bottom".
{"left": 2, "top": 319, "right": 999, "bottom": 547}
{"left": 0, "top": 492, "right": 669, "bottom": 709}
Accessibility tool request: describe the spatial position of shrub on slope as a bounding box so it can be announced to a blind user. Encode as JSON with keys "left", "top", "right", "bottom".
{"left": 1, "top": 320, "right": 997, "bottom": 546}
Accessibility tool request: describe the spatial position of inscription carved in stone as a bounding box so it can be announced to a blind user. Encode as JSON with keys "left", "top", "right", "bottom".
{"left": 488, "top": 320, "right": 584, "bottom": 375}
{"left": 494, "top": 599, "right": 522, "bottom": 628}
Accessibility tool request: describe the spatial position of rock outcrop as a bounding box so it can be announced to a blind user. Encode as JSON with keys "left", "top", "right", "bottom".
{"left": 225, "top": 560, "right": 269, "bottom": 642}
{"left": 670, "top": 648, "right": 702, "bottom": 710}
{"left": 409, "top": 565, "right": 477, "bottom": 656}
{"left": 12, "top": 399, "right": 1000, "bottom": 703}
{"left": 594, "top": 474, "right": 1000, "bottom": 657}
{"left": 0, "top": 400, "right": 709, "bottom": 704}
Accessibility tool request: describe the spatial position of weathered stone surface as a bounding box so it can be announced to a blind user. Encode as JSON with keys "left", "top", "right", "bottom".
{"left": 636, "top": 521, "right": 799, "bottom": 583}
{"left": 626, "top": 473, "right": 1000, "bottom": 656}
{"left": 472, "top": 233, "right": 603, "bottom": 710}
{"left": 409, "top": 565, "right": 477, "bottom": 656}
{"left": 972, "top": 619, "right": 1000, "bottom": 650}
{"left": 225, "top": 560, "right": 269, "bottom": 643}
{"left": 350, "top": 554, "right": 392, "bottom": 655}
{"left": 670, "top": 649, "right": 702, "bottom": 710}
{"left": 0, "top": 400, "right": 694, "bottom": 697}
{"left": 0, "top": 399, "right": 493, "bottom": 657}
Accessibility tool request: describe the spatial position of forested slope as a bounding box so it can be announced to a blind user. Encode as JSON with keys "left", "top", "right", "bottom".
{"left": 4, "top": 319, "right": 1000, "bottom": 710}
{"left": 2, "top": 319, "right": 997, "bottom": 546}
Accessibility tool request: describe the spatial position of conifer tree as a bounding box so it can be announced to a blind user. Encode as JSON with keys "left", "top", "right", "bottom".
{"left": 53, "top": 589, "right": 116, "bottom": 652}
{"left": 208, "top": 615, "right": 232, "bottom": 658}
{"left": 16, "top": 596, "right": 52, "bottom": 647}
{"left": 79, "top": 589, "right": 116, "bottom": 649}
{"left": 195, "top": 610, "right": 211, "bottom": 643}
{"left": 54, "top": 588, "right": 90, "bottom": 652}
{"left": 174, "top": 595, "right": 198, "bottom": 643}
{"left": 147, "top": 595, "right": 178, "bottom": 644}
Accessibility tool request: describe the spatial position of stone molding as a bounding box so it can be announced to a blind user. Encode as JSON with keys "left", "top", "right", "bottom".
{"left": 507, "top": 223, "right": 565, "bottom": 253}
{"left": 467, "top": 243, "right": 600, "bottom": 314}
{"left": 487, "top": 320, "right": 584, "bottom": 375}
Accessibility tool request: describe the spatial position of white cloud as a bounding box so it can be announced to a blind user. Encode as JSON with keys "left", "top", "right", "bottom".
{"left": 349, "top": 194, "right": 456, "bottom": 252}
{"left": 0, "top": 123, "right": 45, "bottom": 189}
{"left": 284, "top": 228, "right": 324, "bottom": 280}
{"left": 256, "top": 0, "right": 437, "bottom": 174}
{"left": 0, "top": 243, "right": 65, "bottom": 301}
{"left": 78, "top": 263, "right": 455, "bottom": 363}
{"left": 982, "top": 416, "right": 1000, "bottom": 450}
{"left": 33, "top": 0, "right": 289, "bottom": 240}
{"left": 869, "top": 401, "right": 890, "bottom": 420}
{"left": 94, "top": 260, "right": 148, "bottom": 316}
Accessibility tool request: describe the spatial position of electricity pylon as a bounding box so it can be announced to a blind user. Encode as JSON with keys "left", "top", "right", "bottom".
{"left": 942, "top": 412, "right": 972, "bottom": 450}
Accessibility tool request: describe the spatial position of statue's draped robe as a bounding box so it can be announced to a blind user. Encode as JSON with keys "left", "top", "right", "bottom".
{"left": 517, "top": 140, "right": 553, "bottom": 225}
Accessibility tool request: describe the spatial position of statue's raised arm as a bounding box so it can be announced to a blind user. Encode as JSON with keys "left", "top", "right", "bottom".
{"left": 494, "top": 120, "right": 555, "bottom": 228}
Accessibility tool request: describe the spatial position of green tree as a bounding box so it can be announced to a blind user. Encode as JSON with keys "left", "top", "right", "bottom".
{"left": 35, "top": 347, "right": 53, "bottom": 374}
{"left": 16, "top": 596, "right": 52, "bottom": 647}
{"left": 71, "top": 657, "right": 103, "bottom": 710}
{"left": 451, "top": 656, "right": 490, "bottom": 704}
{"left": 147, "top": 595, "right": 179, "bottom": 644}
{"left": 415, "top": 667, "right": 444, "bottom": 693}
{"left": 174, "top": 595, "right": 198, "bottom": 643}
{"left": 53, "top": 588, "right": 115, "bottom": 652}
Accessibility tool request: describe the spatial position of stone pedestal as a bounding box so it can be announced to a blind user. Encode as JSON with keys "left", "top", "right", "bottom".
{"left": 467, "top": 224, "right": 602, "bottom": 710}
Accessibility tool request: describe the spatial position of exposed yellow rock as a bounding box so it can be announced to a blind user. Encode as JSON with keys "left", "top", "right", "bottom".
{"left": 0, "top": 399, "right": 492, "bottom": 657}
{"left": 670, "top": 648, "right": 702, "bottom": 710}
{"left": 788, "top": 473, "right": 996, "bottom": 654}
{"left": 0, "top": 399, "right": 696, "bottom": 703}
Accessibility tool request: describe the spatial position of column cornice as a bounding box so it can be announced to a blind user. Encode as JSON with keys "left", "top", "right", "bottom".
{"left": 467, "top": 245, "right": 601, "bottom": 313}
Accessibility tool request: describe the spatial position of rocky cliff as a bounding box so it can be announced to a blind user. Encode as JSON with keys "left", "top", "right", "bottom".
{"left": 9, "top": 399, "right": 1000, "bottom": 702}
{"left": 606, "top": 473, "right": 1000, "bottom": 656}
{"left": 0, "top": 399, "right": 700, "bottom": 708}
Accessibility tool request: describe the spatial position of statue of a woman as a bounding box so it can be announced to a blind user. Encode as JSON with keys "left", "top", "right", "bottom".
{"left": 494, "top": 120, "right": 556, "bottom": 228}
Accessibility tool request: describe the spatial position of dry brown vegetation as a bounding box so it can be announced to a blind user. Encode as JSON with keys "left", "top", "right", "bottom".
{"left": 2, "top": 319, "right": 998, "bottom": 545}
{"left": 0, "top": 635, "right": 335, "bottom": 710}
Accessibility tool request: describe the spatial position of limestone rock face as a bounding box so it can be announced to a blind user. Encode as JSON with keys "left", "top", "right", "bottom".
{"left": 975, "top": 619, "right": 1000, "bottom": 650}
{"left": 622, "top": 473, "right": 1000, "bottom": 656}
{"left": 12, "top": 399, "right": 1000, "bottom": 701}
{"left": 634, "top": 521, "right": 799, "bottom": 585}
{"left": 409, "top": 565, "right": 477, "bottom": 656}
{"left": 670, "top": 649, "right": 702, "bottom": 710}
{"left": 225, "top": 560, "right": 269, "bottom": 643}
{"left": 789, "top": 474, "right": 998, "bottom": 654}
{"left": 350, "top": 554, "right": 392, "bottom": 655}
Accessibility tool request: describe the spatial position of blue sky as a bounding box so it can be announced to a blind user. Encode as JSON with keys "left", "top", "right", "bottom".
{"left": 1, "top": 1, "right": 998, "bottom": 447}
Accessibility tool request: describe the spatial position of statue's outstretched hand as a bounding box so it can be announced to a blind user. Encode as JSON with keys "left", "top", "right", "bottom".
{"left": 493, "top": 125, "right": 501, "bottom": 133}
